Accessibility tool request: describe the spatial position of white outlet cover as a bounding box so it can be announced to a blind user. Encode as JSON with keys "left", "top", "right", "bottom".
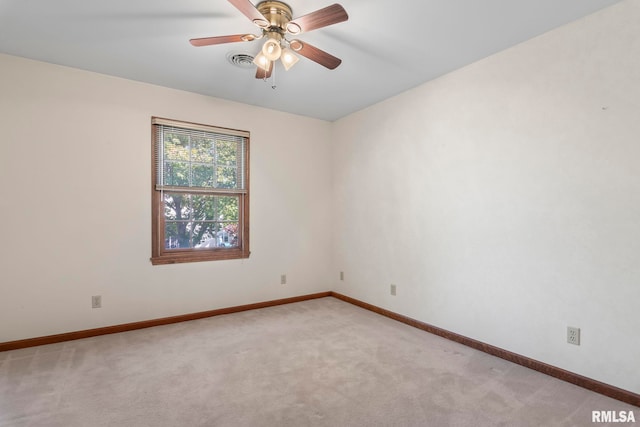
{"left": 567, "top": 326, "right": 580, "bottom": 345}
{"left": 92, "top": 295, "right": 102, "bottom": 308}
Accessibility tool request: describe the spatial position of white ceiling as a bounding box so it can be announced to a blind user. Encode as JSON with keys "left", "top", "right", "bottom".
{"left": 0, "top": 0, "right": 623, "bottom": 121}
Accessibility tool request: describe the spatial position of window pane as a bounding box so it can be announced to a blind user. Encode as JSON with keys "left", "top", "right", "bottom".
{"left": 217, "top": 196, "right": 239, "bottom": 221}
{"left": 163, "top": 192, "right": 239, "bottom": 249}
{"left": 164, "top": 221, "right": 182, "bottom": 249}
{"left": 191, "top": 136, "right": 214, "bottom": 163}
{"left": 192, "top": 164, "right": 214, "bottom": 187}
{"left": 216, "top": 139, "right": 237, "bottom": 167}
{"left": 191, "top": 194, "right": 216, "bottom": 221}
{"left": 164, "top": 161, "right": 190, "bottom": 186}
{"left": 216, "top": 165, "right": 237, "bottom": 188}
{"left": 164, "top": 133, "right": 190, "bottom": 161}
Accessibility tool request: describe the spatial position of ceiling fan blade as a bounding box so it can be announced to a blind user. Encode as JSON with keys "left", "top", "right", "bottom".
{"left": 255, "top": 61, "right": 273, "bottom": 79}
{"left": 190, "top": 34, "right": 255, "bottom": 47}
{"left": 228, "top": 0, "right": 269, "bottom": 27}
{"left": 290, "top": 40, "right": 342, "bottom": 70}
{"left": 287, "top": 4, "right": 348, "bottom": 34}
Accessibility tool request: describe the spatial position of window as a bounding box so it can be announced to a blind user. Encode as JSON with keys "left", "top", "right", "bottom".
{"left": 151, "top": 117, "right": 249, "bottom": 265}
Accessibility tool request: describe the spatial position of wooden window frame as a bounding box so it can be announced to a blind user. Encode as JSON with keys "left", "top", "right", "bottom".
{"left": 150, "top": 117, "right": 250, "bottom": 265}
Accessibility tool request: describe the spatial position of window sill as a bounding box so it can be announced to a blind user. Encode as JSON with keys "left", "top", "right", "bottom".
{"left": 151, "top": 248, "right": 250, "bottom": 265}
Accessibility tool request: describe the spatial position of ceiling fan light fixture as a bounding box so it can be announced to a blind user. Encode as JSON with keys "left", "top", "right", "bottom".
{"left": 190, "top": 1, "right": 349, "bottom": 82}
{"left": 280, "top": 47, "right": 299, "bottom": 70}
{"left": 253, "top": 52, "right": 271, "bottom": 71}
{"left": 262, "top": 38, "right": 282, "bottom": 61}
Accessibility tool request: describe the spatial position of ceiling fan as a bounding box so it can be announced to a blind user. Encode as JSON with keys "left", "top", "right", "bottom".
{"left": 190, "top": 0, "right": 349, "bottom": 79}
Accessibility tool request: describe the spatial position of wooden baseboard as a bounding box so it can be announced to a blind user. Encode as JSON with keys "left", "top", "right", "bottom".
{"left": 1, "top": 289, "right": 637, "bottom": 407}
{"left": 329, "top": 292, "right": 639, "bottom": 407}
{"left": 0, "top": 292, "right": 331, "bottom": 352}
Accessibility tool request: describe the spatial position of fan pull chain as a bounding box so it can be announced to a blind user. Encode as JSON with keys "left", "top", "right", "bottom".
{"left": 271, "top": 61, "right": 277, "bottom": 89}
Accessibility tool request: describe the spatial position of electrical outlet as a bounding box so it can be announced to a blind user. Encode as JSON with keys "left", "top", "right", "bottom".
{"left": 390, "top": 284, "right": 396, "bottom": 296}
{"left": 281, "top": 274, "right": 287, "bottom": 285}
{"left": 340, "top": 271, "right": 344, "bottom": 281}
{"left": 567, "top": 326, "right": 580, "bottom": 345}
{"left": 92, "top": 295, "right": 102, "bottom": 309}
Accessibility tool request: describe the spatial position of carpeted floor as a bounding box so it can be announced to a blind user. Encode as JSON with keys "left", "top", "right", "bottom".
{"left": 0, "top": 297, "right": 636, "bottom": 426}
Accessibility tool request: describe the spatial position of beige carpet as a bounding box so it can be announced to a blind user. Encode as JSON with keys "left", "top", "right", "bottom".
{"left": 0, "top": 297, "right": 636, "bottom": 426}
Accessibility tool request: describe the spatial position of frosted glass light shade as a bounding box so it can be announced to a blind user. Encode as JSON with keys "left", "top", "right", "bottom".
{"left": 280, "top": 48, "right": 299, "bottom": 71}
{"left": 253, "top": 52, "right": 271, "bottom": 71}
{"left": 262, "top": 39, "right": 282, "bottom": 61}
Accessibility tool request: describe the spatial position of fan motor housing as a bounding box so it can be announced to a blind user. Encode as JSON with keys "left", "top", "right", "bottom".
{"left": 256, "top": 1, "right": 293, "bottom": 30}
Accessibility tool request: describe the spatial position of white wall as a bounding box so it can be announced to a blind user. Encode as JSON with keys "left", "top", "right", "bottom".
{"left": 332, "top": 0, "right": 640, "bottom": 393}
{"left": 0, "top": 54, "right": 333, "bottom": 342}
